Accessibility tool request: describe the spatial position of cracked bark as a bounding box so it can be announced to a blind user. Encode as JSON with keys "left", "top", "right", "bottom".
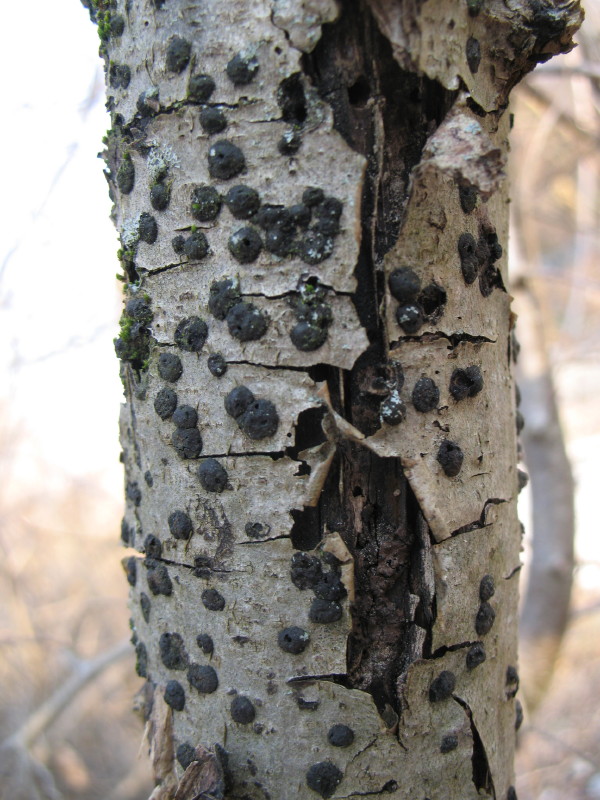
{"left": 87, "top": 0, "right": 582, "bottom": 798}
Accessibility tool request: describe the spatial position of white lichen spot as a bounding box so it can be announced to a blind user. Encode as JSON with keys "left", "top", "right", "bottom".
{"left": 121, "top": 216, "right": 140, "bottom": 247}
{"left": 147, "top": 141, "right": 180, "bottom": 182}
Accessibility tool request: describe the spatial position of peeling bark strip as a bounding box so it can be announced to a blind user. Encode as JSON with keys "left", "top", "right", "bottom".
{"left": 87, "top": 0, "right": 582, "bottom": 797}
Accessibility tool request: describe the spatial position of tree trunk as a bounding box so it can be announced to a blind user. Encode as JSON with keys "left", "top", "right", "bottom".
{"left": 87, "top": 0, "right": 582, "bottom": 797}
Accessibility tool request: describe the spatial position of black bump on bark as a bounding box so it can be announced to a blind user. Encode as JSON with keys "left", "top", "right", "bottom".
{"left": 238, "top": 398, "right": 279, "bottom": 439}
{"left": 507, "top": 787, "right": 518, "bottom": 800}
{"left": 278, "top": 129, "right": 302, "bottom": 156}
{"left": 196, "top": 633, "right": 214, "bottom": 655}
{"left": 230, "top": 695, "right": 256, "bottom": 724}
{"left": 198, "top": 458, "right": 229, "bottom": 493}
{"left": 224, "top": 386, "right": 255, "bottom": 419}
{"left": 309, "top": 598, "right": 342, "bottom": 624}
{"left": 440, "top": 734, "right": 458, "bottom": 753}
{"left": 225, "top": 185, "right": 261, "bottom": 219}
{"left": 138, "top": 212, "right": 158, "bottom": 244}
{"left": 177, "top": 743, "right": 197, "bottom": 770}
{"left": 459, "top": 184, "right": 478, "bottom": 213}
{"left": 199, "top": 106, "right": 227, "bottom": 134}
{"left": 183, "top": 231, "right": 209, "bottom": 260}
{"left": 144, "top": 534, "right": 162, "bottom": 559}
{"left": 208, "top": 279, "right": 242, "bottom": 320}
{"left": 166, "top": 36, "right": 191, "bottom": 73}
{"left": 303, "top": 187, "right": 324, "bottom": 207}
{"left": 396, "top": 303, "right": 424, "bottom": 334}
{"left": 109, "top": 63, "right": 131, "bottom": 89}
{"left": 201, "top": 588, "right": 225, "bottom": 611}
{"left": 175, "top": 316, "right": 208, "bottom": 352}
{"left": 126, "top": 481, "right": 142, "bottom": 506}
{"left": 515, "top": 700, "right": 524, "bottom": 731}
{"left": 305, "top": 761, "right": 343, "bottom": 799}
{"left": 466, "top": 642, "right": 487, "bottom": 670}
{"left": 458, "top": 232, "right": 479, "bottom": 284}
{"left": 191, "top": 185, "right": 222, "bottom": 221}
{"left": 412, "top": 377, "right": 440, "bottom": 412}
{"left": 208, "top": 140, "right": 245, "bottom": 180}
{"left": 159, "top": 632, "right": 188, "bottom": 670}
{"left": 419, "top": 283, "right": 447, "bottom": 321}
{"left": 158, "top": 352, "right": 183, "bottom": 382}
{"left": 291, "top": 552, "right": 323, "bottom": 590}
{"left": 171, "top": 427, "right": 203, "bottom": 459}
{"left": 188, "top": 73, "right": 215, "bottom": 102}
{"left": 135, "top": 642, "right": 147, "bottom": 677}
{"left": 172, "top": 234, "right": 185, "bottom": 255}
{"left": 150, "top": 182, "right": 170, "bottom": 210}
{"left": 124, "top": 556, "right": 137, "bottom": 586}
{"left": 327, "top": 724, "right": 354, "bottom": 748}
{"left": 121, "top": 518, "right": 131, "bottom": 545}
{"left": 506, "top": 665, "right": 520, "bottom": 698}
{"left": 245, "top": 521, "right": 267, "bottom": 539}
{"left": 449, "top": 365, "right": 484, "bottom": 400}
{"left": 146, "top": 561, "right": 173, "bottom": 596}
{"left": 226, "top": 52, "right": 259, "bottom": 85}
{"left": 277, "top": 626, "right": 310, "bottom": 654}
{"left": 479, "top": 574, "right": 496, "bottom": 602}
{"left": 228, "top": 227, "right": 262, "bottom": 262}
{"left": 226, "top": 302, "right": 268, "bottom": 341}
{"left": 380, "top": 393, "right": 406, "bottom": 426}
{"left": 144, "top": 470, "right": 153, "bottom": 487}
{"left": 116, "top": 155, "right": 135, "bottom": 194}
{"left": 466, "top": 36, "right": 481, "bottom": 73}
{"left": 299, "top": 230, "right": 333, "bottom": 265}
{"left": 172, "top": 405, "right": 198, "bottom": 429}
{"left": 168, "top": 510, "right": 193, "bottom": 540}
{"left": 140, "top": 592, "right": 151, "bottom": 623}
{"left": 314, "top": 572, "right": 346, "bottom": 601}
{"left": 164, "top": 680, "right": 185, "bottom": 711}
{"left": 187, "top": 663, "right": 219, "bottom": 693}
{"left": 475, "top": 601, "right": 496, "bottom": 635}
{"left": 290, "top": 321, "right": 328, "bottom": 351}
{"left": 388, "top": 267, "right": 421, "bottom": 302}
{"left": 429, "top": 670, "right": 456, "bottom": 702}
{"left": 289, "top": 203, "right": 311, "bottom": 227}
{"left": 437, "top": 439, "right": 464, "bottom": 477}
{"left": 207, "top": 353, "right": 227, "bottom": 377}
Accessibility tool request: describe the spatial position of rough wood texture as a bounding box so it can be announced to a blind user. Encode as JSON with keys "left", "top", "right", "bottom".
{"left": 87, "top": 0, "right": 582, "bottom": 796}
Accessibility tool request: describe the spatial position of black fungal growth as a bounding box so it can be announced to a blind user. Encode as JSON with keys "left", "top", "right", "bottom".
{"left": 171, "top": 427, "right": 203, "bottom": 459}
{"left": 198, "top": 458, "right": 229, "bottom": 493}
{"left": 172, "top": 405, "right": 198, "bottom": 429}
{"left": 116, "top": 153, "right": 135, "bottom": 194}
{"left": 466, "top": 36, "right": 482, "bottom": 73}
{"left": 226, "top": 52, "right": 259, "bottom": 85}
{"left": 191, "top": 186, "right": 222, "bottom": 221}
{"left": 158, "top": 352, "right": 183, "bottom": 382}
{"left": 188, "top": 663, "right": 219, "bottom": 693}
{"left": 327, "top": 724, "right": 354, "bottom": 748}
{"left": 159, "top": 632, "right": 189, "bottom": 670}
{"left": 146, "top": 560, "right": 173, "bottom": 596}
{"left": 166, "top": 36, "right": 191, "bottom": 73}
{"left": 135, "top": 642, "right": 148, "bottom": 677}
{"left": 466, "top": 642, "right": 486, "bottom": 670}
{"left": 289, "top": 280, "right": 333, "bottom": 352}
{"left": 309, "top": 598, "right": 343, "bottom": 623}
{"left": 188, "top": 73, "right": 215, "bottom": 103}
{"left": 138, "top": 213, "right": 158, "bottom": 244}
{"left": 449, "top": 365, "right": 483, "bottom": 401}
{"left": 183, "top": 231, "right": 209, "bottom": 260}
{"left": 199, "top": 107, "right": 228, "bottom": 135}
{"left": 207, "top": 353, "right": 227, "bottom": 377}
{"left": 109, "top": 63, "right": 131, "bottom": 89}
{"left": 224, "top": 386, "right": 279, "bottom": 439}
{"left": 437, "top": 439, "right": 464, "bottom": 477}
{"left": 412, "top": 377, "right": 440, "bottom": 412}
{"left": 197, "top": 633, "right": 214, "bottom": 655}
{"left": 429, "top": 671, "right": 456, "bottom": 702}
{"left": 140, "top": 593, "right": 151, "bottom": 623}
{"left": 230, "top": 695, "right": 256, "bottom": 724}
{"left": 226, "top": 302, "right": 268, "bottom": 341}
{"left": 228, "top": 227, "right": 263, "bottom": 263}
{"left": 202, "top": 588, "right": 226, "bottom": 611}
{"left": 177, "top": 743, "right": 197, "bottom": 770}
{"left": 388, "top": 268, "right": 420, "bottom": 303}
{"left": 225, "top": 185, "right": 261, "bottom": 219}
{"left": 144, "top": 534, "right": 162, "bottom": 559}
{"left": 154, "top": 387, "right": 178, "bottom": 419}
{"left": 208, "top": 279, "right": 241, "bottom": 320}
{"left": 475, "top": 601, "right": 496, "bottom": 635}
{"left": 459, "top": 184, "right": 478, "bottom": 214}
{"left": 277, "top": 626, "right": 310, "bottom": 654}
{"left": 168, "top": 510, "right": 193, "bottom": 540}
{"left": 175, "top": 316, "right": 208, "bottom": 352}
{"left": 245, "top": 521, "right": 268, "bottom": 539}
{"left": 440, "top": 734, "right": 458, "bottom": 753}
{"left": 479, "top": 575, "right": 496, "bottom": 602}
{"left": 208, "top": 140, "right": 245, "bottom": 180}
{"left": 164, "top": 680, "right": 185, "bottom": 711}
{"left": 124, "top": 556, "right": 137, "bottom": 586}
{"left": 114, "top": 295, "right": 154, "bottom": 372}
{"left": 150, "top": 182, "right": 170, "bottom": 211}
{"left": 458, "top": 233, "right": 479, "bottom": 284}
{"left": 305, "top": 761, "right": 343, "bottom": 799}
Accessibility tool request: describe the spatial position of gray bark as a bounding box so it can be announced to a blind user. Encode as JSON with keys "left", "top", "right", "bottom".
{"left": 87, "top": 0, "right": 582, "bottom": 798}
